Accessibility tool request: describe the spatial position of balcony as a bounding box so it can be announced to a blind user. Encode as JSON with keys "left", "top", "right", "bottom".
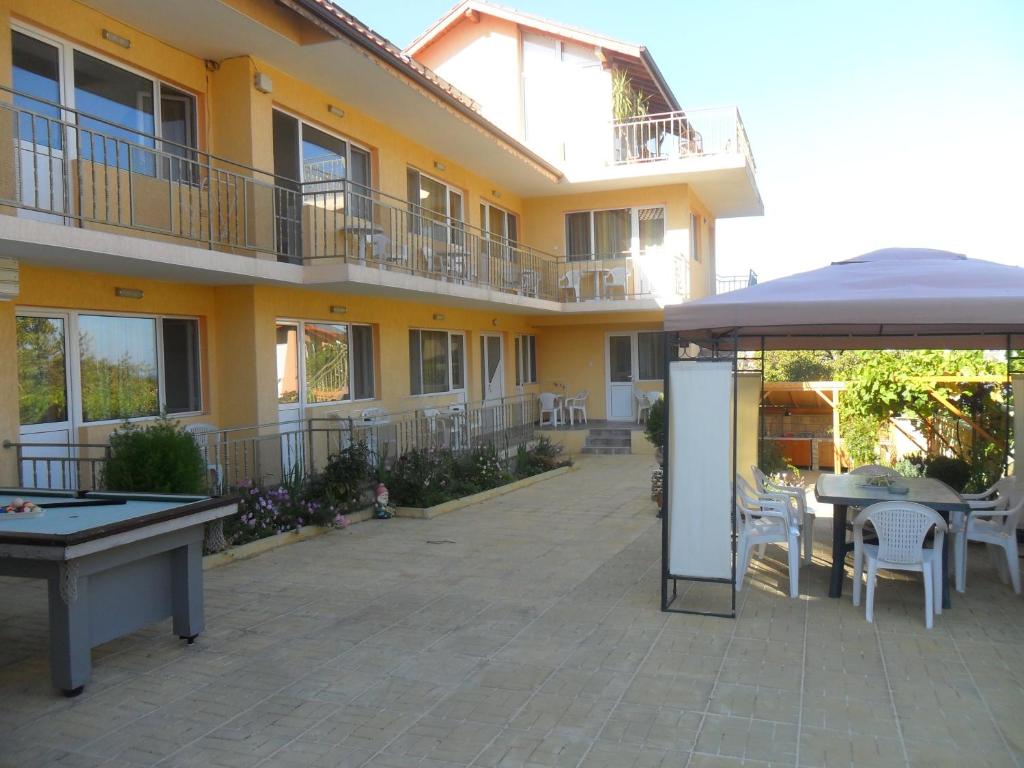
{"left": 611, "top": 106, "right": 756, "bottom": 170}
{"left": 716, "top": 269, "right": 758, "bottom": 295}
{"left": 0, "top": 88, "right": 691, "bottom": 307}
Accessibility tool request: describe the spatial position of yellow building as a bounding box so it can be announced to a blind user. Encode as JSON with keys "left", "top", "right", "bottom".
{"left": 0, "top": 0, "right": 762, "bottom": 484}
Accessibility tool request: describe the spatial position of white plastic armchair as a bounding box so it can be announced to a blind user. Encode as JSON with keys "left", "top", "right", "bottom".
{"left": 563, "top": 391, "right": 589, "bottom": 425}
{"left": 751, "top": 465, "right": 816, "bottom": 565}
{"left": 538, "top": 392, "right": 561, "bottom": 427}
{"left": 603, "top": 267, "right": 629, "bottom": 299}
{"left": 852, "top": 501, "right": 947, "bottom": 629}
{"left": 635, "top": 388, "right": 652, "bottom": 423}
{"left": 735, "top": 476, "right": 801, "bottom": 598}
{"left": 954, "top": 479, "right": 1022, "bottom": 594}
{"left": 558, "top": 270, "right": 581, "bottom": 301}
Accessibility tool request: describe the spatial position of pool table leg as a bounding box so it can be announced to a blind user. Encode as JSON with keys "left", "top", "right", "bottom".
{"left": 171, "top": 540, "right": 205, "bottom": 642}
{"left": 829, "top": 504, "right": 848, "bottom": 598}
{"left": 47, "top": 572, "right": 92, "bottom": 695}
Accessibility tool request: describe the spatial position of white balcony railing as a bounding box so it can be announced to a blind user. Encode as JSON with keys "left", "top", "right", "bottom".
{"left": 612, "top": 106, "right": 756, "bottom": 171}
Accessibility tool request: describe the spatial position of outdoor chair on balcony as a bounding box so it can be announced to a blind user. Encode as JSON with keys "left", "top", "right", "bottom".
{"left": 520, "top": 269, "right": 539, "bottom": 297}
{"left": 563, "top": 391, "right": 589, "bottom": 426}
{"left": 954, "top": 477, "right": 1022, "bottom": 594}
{"left": 558, "top": 271, "right": 581, "bottom": 302}
{"left": 751, "top": 465, "right": 815, "bottom": 565}
{"left": 735, "top": 476, "right": 802, "bottom": 598}
{"left": 603, "top": 267, "right": 630, "bottom": 299}
{"left": 184, "top": 423, "right": 223, "bottom": 494}
{"left": 852, "top": 501, "right": 946, "bottom": 629}
{"left": 538, "top": 392, "right": 561, "bottom": 427}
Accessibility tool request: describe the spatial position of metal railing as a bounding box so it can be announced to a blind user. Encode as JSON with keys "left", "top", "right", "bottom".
{"left": 716, "top": 269, "right": 758, "bottom": 295}
{"left": 612, "top": 106, "right": 757, "bottom": 170}
{"left": 0, "top": 87, "right": 689, "bottom": 305}
{"left": 560, "top": 250, "right": 688, "bottom": 302}
{"left": 3, "top": 395, "right": 540, "bottom": 494}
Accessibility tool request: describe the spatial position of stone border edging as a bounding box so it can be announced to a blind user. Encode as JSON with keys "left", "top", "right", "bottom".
{"left": 392, "top": 464, "right": 577, "bottom": 519}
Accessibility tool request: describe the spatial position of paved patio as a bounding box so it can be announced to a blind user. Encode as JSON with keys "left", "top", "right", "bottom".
{"left": 1, "top": 456, "right": 1022, "bottom": 768}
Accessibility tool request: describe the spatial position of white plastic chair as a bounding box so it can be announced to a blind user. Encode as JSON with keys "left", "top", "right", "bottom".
{"left": 954, "top": 478, "right": 1022, "bottom": 594}
{"left": 521, "top": 269, "right": 539, "bottom": 297}
{"left": 735, "top": 476, "right": 801, "bottom": 598}
{"left": 852, "top": 501, "right": 947, "bottom": 629}
{"left": 603, "top": 267, "right": 629, "bottom": 299}
{"left": 635, "top": 388, "right": 652, "bottom": 423}
{"left": 421, "top": 408, "right": 449, "bottom": 450}
{"left": 563, "top": 391, "right": 588, "bottom": 425}
{"left": 184, "top": 422, "right": 223, "bottom": 493}
{"left": 751, "top": 465, "right": 816, "bottom": 565}
{"left": 446, "top": 403, "right": 467, "bottom": 450}
{"left": 559, "top": 270, "right": 581, "bottom": 301}
{"left": 538, "top": 392, "right": 561, "bottom": 427}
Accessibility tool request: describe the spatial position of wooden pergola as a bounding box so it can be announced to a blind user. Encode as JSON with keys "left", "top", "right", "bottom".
{"left": 763, "top": 375, "right": 1009, "bottom": 471}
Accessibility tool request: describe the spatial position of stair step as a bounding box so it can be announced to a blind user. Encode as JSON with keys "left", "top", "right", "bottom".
{"left": 587, "top": 427, "right": 633, "bottom": 436}
{"left": 584, "top": 437, "right": 632, "bottom": 447}
{"left": 581, "top": 446, "right": 632, "bottom": 455}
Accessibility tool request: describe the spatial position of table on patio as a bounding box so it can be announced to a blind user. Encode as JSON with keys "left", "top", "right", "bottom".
{"left": 815, "top": 473, "right": 969, "bottom": 609}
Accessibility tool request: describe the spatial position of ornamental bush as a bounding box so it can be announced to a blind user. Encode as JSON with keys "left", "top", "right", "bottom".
{"left": 223, "top": 481, "right": 348, "bottom": 547}
{"left": 102, "top": 417, "right": 206, "bottom": 494}
{"left": 305, "top": 442, "right": 377, "bottom": 513}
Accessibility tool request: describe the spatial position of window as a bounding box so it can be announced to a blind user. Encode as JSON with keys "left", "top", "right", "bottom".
{"left": 77, "top": 314, "right": 201, "bottom": 422}
{"left": 638, "top": 331, "right": 664, "bottom": 381}
{"left": 406, "top": 168, "right": 464, "bottom": 242}
{"left": 272, "top": 110, "right": 372, "bottom": 199}
{"left": 565, "top": 207, "right": 665, "bottom": 261}
{"left": 12, "top": 28, "right": 198, "bottom": 176}
{"left": 277, "top": 320, "right": 375, "bottom": 406}
{"left": 481, "top": 201, "right": 519, "bottom": 260}
{"left": 690, "top": 212, "right": 701, "bottom": 261}
{"left": 16, "top": 316, "right": 68, "bottom": 426}
{"left": 515, "top": 335, "right": 537, "bottom": 385}
{"left": 409, "top": 329, "right": 466, "bottom": 395}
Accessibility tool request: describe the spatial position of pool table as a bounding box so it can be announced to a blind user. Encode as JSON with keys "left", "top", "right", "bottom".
{"left": 0, "top": 489, "right": 238, "bottom": 696}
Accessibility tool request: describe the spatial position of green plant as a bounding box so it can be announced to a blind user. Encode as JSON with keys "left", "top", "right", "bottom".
{"left": 223, "top": 481, "right": 347, "bottom": 547}
{"left": 611, "top": 69, "right": 650, "bottom": 121}
{"left": 644, "top": 398, "right": 665, "bottom": 450}
{"left": 763, "top": 350, "right": 837, "bottom": 382}
{"left": 758, "top": 439, "right": 790, "bottom": 476}
{"left": 921, "top": 455, "right": 972, "bottom": 493}
{"left": 102, "top": 417, "right": 207, "bottom": 494}
{"left": 306, "top": 442, "right": 376, "bottom": 514}
{"left": 515, "top": 437, "right": 570, "bottom": 477}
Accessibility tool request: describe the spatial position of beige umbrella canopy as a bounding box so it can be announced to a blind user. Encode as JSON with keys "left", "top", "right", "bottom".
{"left": 664, "top": 248, "right": 1024, "bottom": 350}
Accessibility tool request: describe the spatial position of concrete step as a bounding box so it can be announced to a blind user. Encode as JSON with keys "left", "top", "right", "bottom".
{"left": 581, "top": 446, "right": 632, "bottom": 455}
{"left": 584, "top": 437, "right": 632, "bottom": 448}
{"left": 586, "top": 428, "right": 633, "bottom": 438}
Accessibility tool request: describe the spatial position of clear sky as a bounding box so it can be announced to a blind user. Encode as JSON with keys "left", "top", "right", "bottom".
{"left": 339, "top": 0, "right": 1024, "bottom": 280}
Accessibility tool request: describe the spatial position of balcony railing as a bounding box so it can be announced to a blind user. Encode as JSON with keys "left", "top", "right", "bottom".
{"left": 0, "top": 87, "right": 689, "bottom": 305}
{"left": 612, "top": 106, "right": 757, "bottom": 171}
{"left": 4, "top": 395, "right": 540, "bottom": 494}
{"left": 716, "top": 269, "right": 758, "bottom": 295}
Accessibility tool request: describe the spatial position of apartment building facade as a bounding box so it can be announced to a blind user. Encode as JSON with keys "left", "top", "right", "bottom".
{"left": 0, "top": 0, "right": 762, "bottom": 484}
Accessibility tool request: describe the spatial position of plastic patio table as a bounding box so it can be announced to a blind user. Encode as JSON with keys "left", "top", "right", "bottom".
{"left": 815, "top": 473, "right": 969, "bottom": 609}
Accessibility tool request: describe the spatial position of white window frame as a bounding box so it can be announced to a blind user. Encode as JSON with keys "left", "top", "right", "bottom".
{"left": 17, "top": 306, "right": 205, "bottom": 427}
{"left": 407, "top": 167, "right": 465, "bottom": 224}
{"left": 565, "top": 205, "right": 666, "bottom": 261}
{"left": 409, "top": 328, "right": 467, "bottom": 397}
{"left": 12, "top": 22, "right": 201, "bottom": 164}
{"left": 278, "top": 318, "right": 377, "bottom": 408}
{"left": 480, "top": 200, "right": 519, "bottom": 244}
{"left": 514, "top": 334, "right": 537, "bottom": 386}
{"left": 272, "top": 106, "right": 372, "bottom": 188}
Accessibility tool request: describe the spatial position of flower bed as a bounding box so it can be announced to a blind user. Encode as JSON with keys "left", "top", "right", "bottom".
{"left": 384, "top": 438, "right": 570, "bottom": 508}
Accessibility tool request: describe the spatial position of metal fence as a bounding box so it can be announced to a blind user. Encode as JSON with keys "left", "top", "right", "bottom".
{"left": 0, "top": 87, "right": 689, "bottom": 305}
{"left": 4, "top": 395, "right": 540, "bottom": 494}
{"left": 716, "top": 269, "right": 758, "bottom": 295}
{"left": 612, "top": 106, "right": 757, "bottom": 170}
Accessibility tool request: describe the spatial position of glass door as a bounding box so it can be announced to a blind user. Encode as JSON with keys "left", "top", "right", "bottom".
{"left": 606, "top": 333, "right": 636, "bottom": 421}
{"left": 12, "top": 30, "right": 67, "bottom": 222}
{"left": 16, "top": 313, "right": 76, "bottom": 487}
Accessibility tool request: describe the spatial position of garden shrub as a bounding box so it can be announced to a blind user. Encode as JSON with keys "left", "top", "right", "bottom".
{"left": 643, "top": 398, "right": 665, "bottom": 450}
{"left": 384, "top": 448, "right": 461, "bottom": 508}
{"left": 103, "top": 417, "right": 206, "bottom": 494}
{"left": 921, "top": 455, "right": 972, "bottom": 493}
{"left": 758, "top": 438, "right": 790, "bottom": 476}
{"left": 515, "top": 437, "right": 569, "bottom": 477}
{"left": 305, "top": 442, "right": 376, "bottom": 513}
{"left": 223, "top": 481, "right": 348, "bottom": 547}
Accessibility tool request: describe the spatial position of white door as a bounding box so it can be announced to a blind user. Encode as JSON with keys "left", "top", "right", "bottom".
{"left": 480, "top": 334, "right": 504, "bottom": 403}
{"left": 275, "top": 321, "right": 305, "bottom": 475}
{"left": 12, "top": 30, "right": 68, "bottom": 223}
{"left": 16, "top": 312, "right": 77, "bottom": 488}
{"left": 606, "top": 333, "right": 636, "bottom": 421}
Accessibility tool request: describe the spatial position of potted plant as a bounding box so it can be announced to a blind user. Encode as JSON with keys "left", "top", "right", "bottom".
{"left": 644, "top": 398, "right": 666, "bottom": 510}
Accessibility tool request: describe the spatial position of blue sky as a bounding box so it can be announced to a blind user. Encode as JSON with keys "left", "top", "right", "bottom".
{"left": 340, "top": 0, "right": 1024, "bottom": 279}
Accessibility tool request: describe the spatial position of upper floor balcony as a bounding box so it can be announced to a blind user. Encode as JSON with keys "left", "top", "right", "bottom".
{"left": 611, "top": 107, "right": 756, "bottom": 172}
{"left": 0, "top": 87, "right": 693, "bottom": 310}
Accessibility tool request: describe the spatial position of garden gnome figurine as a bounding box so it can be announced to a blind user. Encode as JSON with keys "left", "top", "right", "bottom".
{"left": 374, "top": 483, "right": 393, "bottom": 519}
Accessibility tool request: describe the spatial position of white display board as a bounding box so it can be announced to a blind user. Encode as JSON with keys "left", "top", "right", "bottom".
{"left": 667, "top": 361, "right": 734, "bottom": 580}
